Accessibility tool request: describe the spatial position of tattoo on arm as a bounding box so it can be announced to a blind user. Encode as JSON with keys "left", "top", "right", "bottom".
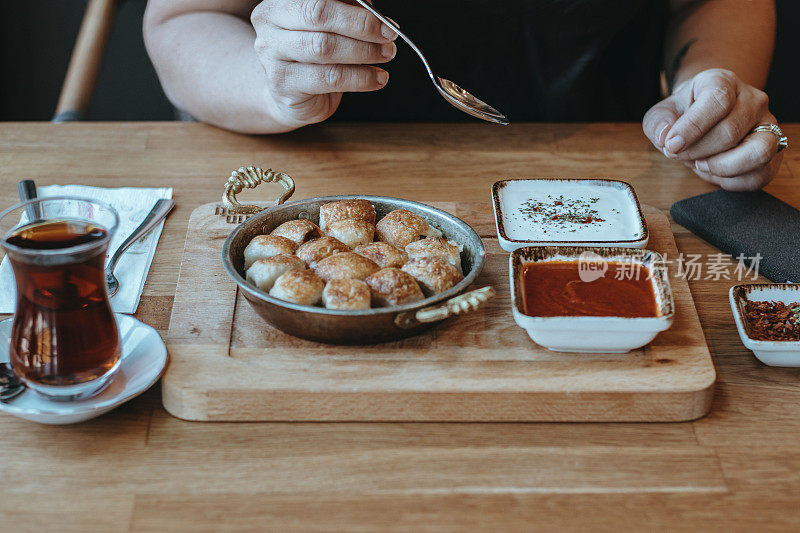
{"left": 666, "top": 38, "right": 697, "bottom": 91}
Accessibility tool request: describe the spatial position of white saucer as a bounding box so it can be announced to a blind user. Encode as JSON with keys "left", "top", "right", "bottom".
{"left": 0, "top": 313, "right": 167, "bottom": 424}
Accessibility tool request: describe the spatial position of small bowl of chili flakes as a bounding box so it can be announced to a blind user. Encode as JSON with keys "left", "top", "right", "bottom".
{"left": 729, "top": 284, "right": 800, "bottom": 367}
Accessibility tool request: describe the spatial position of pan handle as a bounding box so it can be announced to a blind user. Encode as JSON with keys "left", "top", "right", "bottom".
{"left": 222, "top": 166, "right": 295, "bottom": 214}
{"left": 395, "top": 286, "right": 495, "bottom": 329}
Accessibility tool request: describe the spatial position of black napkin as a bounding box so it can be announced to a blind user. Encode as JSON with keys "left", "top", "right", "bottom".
{"left": 670, "top": 189, "right": 800, "bottom": 283}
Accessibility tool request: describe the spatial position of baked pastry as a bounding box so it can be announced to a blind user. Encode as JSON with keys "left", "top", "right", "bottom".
{"left": 353, "top": 241, "right": 408, "bottom": 269}
{"left": 322, "top": 278, "right": 371, "bottom": 310}
{"left": 245, "top": 254, "right": 307, "bottom": 291}
{"left": 364, "top": 268, "right": 424, "bottom": 307}
{"left": 243, "top": 235, "right": 298, "bottom": 269}
{"left": 269, "top": 268, "right": 324, "bottom": 305}
{"left": 375, "top": 209, "right": 442, "bottom": 248}
{"left": 325, "top": 219, "right": 375, "bottom": 248}
{"left": 295, "top": 236, "right": 349, "bottom": 268}
{"left": 270, "top": 219, "right": 322, "bottom": 244}
{"left": 319, "top": 199, "right": 376, "bottom": 232}
{"left": 313, "top": 251, "right": 379, "bottom": 282}
{"left": 405, "top": 237, "right": 463, "bottom": 274}
{"left": 401, "top": 256, "right": 463, "bottom": 295}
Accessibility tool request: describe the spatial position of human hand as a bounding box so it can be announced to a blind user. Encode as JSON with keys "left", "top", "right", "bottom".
{"left": 251, "top": 0, "right": 397, "bottom": 129}
{"left": 643, "top": 69, "right": 783, "bottom": 191}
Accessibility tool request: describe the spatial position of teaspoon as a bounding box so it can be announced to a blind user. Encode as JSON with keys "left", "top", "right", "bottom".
{"left": 0, "top": 363, "right": 24, "bottom": 403}
{"left": 17, "top": 180, "right": 42, "bottom": 222}
{"left": 353, "top": 0, "right": 510, "bottom": 125}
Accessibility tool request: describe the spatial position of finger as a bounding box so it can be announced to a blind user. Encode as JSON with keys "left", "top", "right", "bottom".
{"left": 258, "top": 0, "right": 397, "bottom": 43}
{"left": 693, "top": 152, "right": 782, "bottom": 191}
{"left": 694, "top": 130, "right": 779, "bottom": 178}
{"left": 268, "top": 61, "right": 389, "bottom": 95}
{"left": 664, "top": 70, "right": 737, "bottom": 155}
{"left": 678, "top": 89, "right": 769, "bottom": 161}
{"left": 642, "top": 97, "right": 680, "bottom": 149}
{"left": 270, "top": 28, "right": 396, "bottom": 64}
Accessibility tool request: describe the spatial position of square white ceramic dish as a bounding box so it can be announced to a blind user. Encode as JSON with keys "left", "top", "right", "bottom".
{"left": 510, "top": 247, "right": 674, "bottom": 353}
{"left": 729, "top": 283, "right": 800, "bottom": 367}
{"left": 492, "top": 178, "right": 649, "bottom": 251}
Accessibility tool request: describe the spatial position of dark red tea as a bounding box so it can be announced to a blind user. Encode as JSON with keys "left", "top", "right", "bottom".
{"left": 6, "top": 219, "right": 120, "bottom": 386}
{"left": 6, "top": 219, "right": 107, "bottom": 249}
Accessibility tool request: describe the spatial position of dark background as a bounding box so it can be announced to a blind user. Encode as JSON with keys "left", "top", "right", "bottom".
{"left": 1, "top": 0, "right": 797, "bottom": 122}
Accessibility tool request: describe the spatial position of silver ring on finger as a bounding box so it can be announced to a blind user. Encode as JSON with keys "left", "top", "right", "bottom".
{"left": 751, "top": 123, "right": 789, "bottom": 152}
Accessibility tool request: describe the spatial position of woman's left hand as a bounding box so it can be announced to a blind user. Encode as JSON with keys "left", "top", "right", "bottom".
{"left": 643, "top": 68, "right": 783, "bottom": 191}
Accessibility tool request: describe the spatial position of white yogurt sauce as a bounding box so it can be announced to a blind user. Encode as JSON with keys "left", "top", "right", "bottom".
{"left": 497, "top": 180, "right": 644, "bottom": 241}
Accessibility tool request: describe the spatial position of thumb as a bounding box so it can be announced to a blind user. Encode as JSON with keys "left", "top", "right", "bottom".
{"left": 643, "top": 97, "right": 680, "bottom": 149}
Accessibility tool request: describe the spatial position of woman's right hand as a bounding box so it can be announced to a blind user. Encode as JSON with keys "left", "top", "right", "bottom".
{"left": 251, "top": 0, "right": 397, "bottom": 129}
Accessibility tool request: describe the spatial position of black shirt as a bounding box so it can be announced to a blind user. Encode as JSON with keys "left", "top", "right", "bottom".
{"left": 333, "top": 0, "right": 668, "bottom": 122}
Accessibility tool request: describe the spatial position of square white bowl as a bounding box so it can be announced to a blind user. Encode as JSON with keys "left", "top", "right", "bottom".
{"left": 492, "top": 178, "right": 649, "bottom": 251}
{"left": 729, "top": 283, "right": 800, "bottom": 367}
{"left": 510, "top": 247, "right": 675, "bottom": 353}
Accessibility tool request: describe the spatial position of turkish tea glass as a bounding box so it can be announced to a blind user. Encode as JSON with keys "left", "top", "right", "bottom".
{"left": 0, "top": 197, "right": 121, "bottom": 400}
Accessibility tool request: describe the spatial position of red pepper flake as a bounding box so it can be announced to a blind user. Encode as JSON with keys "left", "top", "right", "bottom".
{"left": 744, "top": 300, "right": 800, "bottom": 341}
{"left": 554, "top": 201, "right": 563, "bottom": 206}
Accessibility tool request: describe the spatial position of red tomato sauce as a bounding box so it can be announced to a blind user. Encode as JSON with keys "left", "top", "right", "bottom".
{"left": 521, "top": 261, "right": 659, "bottom": 317}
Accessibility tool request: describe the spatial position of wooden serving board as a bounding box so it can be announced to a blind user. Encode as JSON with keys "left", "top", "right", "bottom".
{"left": 162, "top": 202, "right": 715, "bottom": 422}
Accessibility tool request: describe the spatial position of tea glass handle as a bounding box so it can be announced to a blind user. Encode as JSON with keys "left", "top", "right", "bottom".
{"left": 395, "top": 286, "right": 495, "bottom": 329}
{"left": 222, "top": 166, "right": 296, "bottom": 215}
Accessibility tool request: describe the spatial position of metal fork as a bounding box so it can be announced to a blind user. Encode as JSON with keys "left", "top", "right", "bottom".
{"left": 105, "top": 198, "right": 175, "bottom": 297}
{"left": 353, "top": 0, "right": 510, "bottom": 125}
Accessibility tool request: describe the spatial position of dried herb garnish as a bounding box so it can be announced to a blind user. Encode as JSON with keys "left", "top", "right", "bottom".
{"left": 744, "top": 300, "right": 800, "bottom": 341}
{"left": 518, "top": 194, "right": 606, "bottom": 230}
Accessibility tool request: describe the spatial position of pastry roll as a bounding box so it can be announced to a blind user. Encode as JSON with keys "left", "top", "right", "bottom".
{"left": 295, "top": 236, "right": 349, "bottom": 268}
{"left": 270, "top": 219, "right": 322, "bottom": 245}
{"left": 243, "top": 235, "right": 298, "bottom": 269}
{"left": 322, "top": 278, "right": 371, "bottom": 310}
{"left": 375, "top": 209, "right": 442, "bottom": 249}
{"left": 353, "top": 242, "right": 408, "bottom": 269}
{"left": 365, "top": 268, "right": 424, "bottom": 307}
{"left": 245, "top": 254, "right": 307, "bottom": 291}
{"left": 269, "top": 268, "right": 324, "bottom": 305}
{"left": 319, "top": 199, "right": 376, "bottom": 232}
{"left": 313, "top": 251, "right": 379, "bottom": 282}
{"left": 401, "top": 256, "right": 463, "bottom": 295}
{"left": 325, "top": 219, "right": 375, "bottom": 248}
{"left": 405, "top": 237, "right": 463, "bottom": 274}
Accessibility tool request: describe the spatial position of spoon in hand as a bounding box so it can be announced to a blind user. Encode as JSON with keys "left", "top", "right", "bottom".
{"left": 353, "top": 0, "right": 510, "bottom": 125}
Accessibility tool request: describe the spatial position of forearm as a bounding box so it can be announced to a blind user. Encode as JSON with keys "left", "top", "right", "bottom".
{"left": 665, "top": 0, "right": 775, "bottom": 91}
{"left": 144, "top": 6, "right": 292, "bottom": 133}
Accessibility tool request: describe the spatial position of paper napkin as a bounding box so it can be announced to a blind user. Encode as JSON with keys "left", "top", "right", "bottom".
{"left": 0, "top": 184, "right": 173, "bottom": 314}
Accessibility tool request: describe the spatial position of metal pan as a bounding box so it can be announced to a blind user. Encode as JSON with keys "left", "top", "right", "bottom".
{"left": 220, "top": 169, "right": 492, "bottom": 344}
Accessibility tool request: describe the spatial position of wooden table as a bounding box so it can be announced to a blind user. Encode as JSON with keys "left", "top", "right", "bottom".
{"left": 1, "top": 122, "right": 799, "bottom": 531}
